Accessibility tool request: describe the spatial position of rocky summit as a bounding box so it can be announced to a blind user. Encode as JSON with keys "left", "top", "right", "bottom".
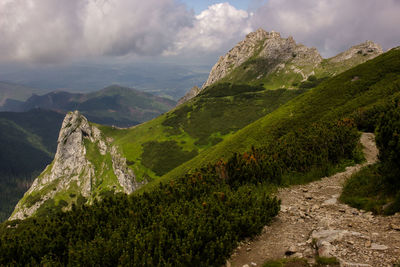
{"left": 202, "top": 29, "right": 322, "bottom": 88}
{"left": 179, "top": 28, "right": 383, "bottom": 104}
{"left": 10, "top": 111, "right": 143, "bottom": 220}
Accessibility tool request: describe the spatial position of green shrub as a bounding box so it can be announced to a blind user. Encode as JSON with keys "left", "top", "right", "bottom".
{"left": 376, "top": 99, "right": 400, "bottom": 190}
{"left": 141, "top": 140, "right": 198, "bottom": 176}
{"left": 316, "top": 256, "right": 340, "bottom": 265}
{"left": 263, "top": 258, "right": 308, "bottom": 267}
{"left": 215, "top": 120, "right": 359, "bottom": 188}
{"left": 340, "top": 164, "right": 387, "bottom": 214}
{"left": 0, "top": 171, "right": 279, "bottom": 266}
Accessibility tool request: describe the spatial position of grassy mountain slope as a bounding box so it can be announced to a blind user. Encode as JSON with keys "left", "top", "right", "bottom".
{"left": 159, "top": 48, "right": 400, "bottom": 185}
{"left": 0, "top": 109, "right": 64, "bottom": 221}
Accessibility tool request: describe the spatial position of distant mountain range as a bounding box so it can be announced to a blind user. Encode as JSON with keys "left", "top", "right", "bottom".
{"left": 1, "top": 85, "right": 176, "bottom": 127}
{"left": 0, "top": 81, "right": 50, "bottom": 107}
{"left": 0, "top": 62, "right": 210, "bottom": 100}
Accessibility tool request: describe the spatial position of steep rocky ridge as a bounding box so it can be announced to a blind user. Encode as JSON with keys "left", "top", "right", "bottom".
{"left": 10, "top": 111, "right": 143, "bottom": 220}
{"left": 179, "top": 29, "right": 383, "bottom": 104}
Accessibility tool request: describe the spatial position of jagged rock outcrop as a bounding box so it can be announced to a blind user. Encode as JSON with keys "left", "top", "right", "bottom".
{"left": 177, "top": 86, "right": 201, "bottom": 106}
{"left": 10, "top": 111, "right": 142, "bottom": 220}
{"left": 329, "top": 41, "right": 383, "bottom": 63}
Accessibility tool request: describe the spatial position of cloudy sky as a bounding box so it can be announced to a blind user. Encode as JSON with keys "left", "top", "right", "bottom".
{"left": 0, "top": 0, "right": 399, "bottom": 94}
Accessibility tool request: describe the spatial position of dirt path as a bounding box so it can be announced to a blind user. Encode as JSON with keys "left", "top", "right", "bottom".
{"left": 229, "top": 133, "right": 400, "bottom": 267}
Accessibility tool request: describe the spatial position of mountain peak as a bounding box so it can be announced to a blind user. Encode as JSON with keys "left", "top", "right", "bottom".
{"left": 246, "top": 28, "right": 281, "bottom": 41}
{"left": 10, "top": 110, "right": 143, "bottom": 220}
{"left": 201, "top": 29, "right": 321, "bottom": 89}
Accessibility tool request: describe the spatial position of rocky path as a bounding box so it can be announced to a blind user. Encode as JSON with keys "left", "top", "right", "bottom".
{"left": 229, "top": 133, "right": 400, "bottom": 267}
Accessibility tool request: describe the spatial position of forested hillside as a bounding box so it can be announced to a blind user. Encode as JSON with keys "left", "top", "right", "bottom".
{"left": 0, "top": 109, "right": 64, "bottom": 221}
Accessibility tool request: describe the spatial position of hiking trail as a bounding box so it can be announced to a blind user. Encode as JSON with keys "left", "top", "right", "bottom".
{"left": 229, "top": 133, "right": 400, "bottom": 267}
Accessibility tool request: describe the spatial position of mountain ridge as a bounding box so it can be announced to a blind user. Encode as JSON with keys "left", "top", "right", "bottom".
{"left": 178, "top": 29, "right": 383, "bottom": 105}
{"left": 2, "top": 85, "right": 176, "bottom": 127}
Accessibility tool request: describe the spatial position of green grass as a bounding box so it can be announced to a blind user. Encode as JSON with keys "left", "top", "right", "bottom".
{"left": 262, "top": 256, "right": 340, "bottom": 267}
{"left": 263, "top": 258, "right": 309, "bottom": 267}
{"left": 340, "top": 163, "right": 400, "bottom": 215}
{"left": 315, "top": 256, "right": 340, "bottom": 266}
{"left": 340, "top": 164, "right": 385, "bottom": 213}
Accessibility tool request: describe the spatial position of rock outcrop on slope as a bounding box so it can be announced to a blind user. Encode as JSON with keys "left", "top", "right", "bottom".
{"left": 178, "top": 28, "right": 383, "bottom": 105}
{"left": 329, "top": 41, "right": 383, "bottom": 63}
{"left": 177, "top": 86, "right": 201, "bottom": 106}
{"left": 10, "top": 111, "right": 142, "bottom": 220}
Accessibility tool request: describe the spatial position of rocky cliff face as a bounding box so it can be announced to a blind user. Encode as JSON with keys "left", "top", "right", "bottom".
{"left": 177, "top": 86, "right": 201, "bottom": 106}
{"left": 10, "top": 111, "right": 142, "bottom": 220}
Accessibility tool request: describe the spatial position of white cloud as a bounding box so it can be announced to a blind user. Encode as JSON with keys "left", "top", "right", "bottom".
{"left": 0, "top": 0, "right": 192, "bottom": 63}
{"left": 164, "top": 3, "right": 253, "bottom": 56}
{"left": 251, "top": 0, "right": 400, "bottom": 57}
{"left": 1, "top": 0, "right": 399, "bottom": 64}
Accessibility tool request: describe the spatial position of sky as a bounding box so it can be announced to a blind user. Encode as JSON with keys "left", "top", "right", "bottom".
{"left": 183, "top": 0, "right": 251, "bottom": 14}
{"left": 0, "top": 0, "right": 399, "bottom": 92}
